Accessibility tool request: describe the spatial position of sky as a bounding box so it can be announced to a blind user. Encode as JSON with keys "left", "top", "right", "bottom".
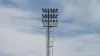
{"left": 0, "top": 0, "right": 100, "bottom": 56}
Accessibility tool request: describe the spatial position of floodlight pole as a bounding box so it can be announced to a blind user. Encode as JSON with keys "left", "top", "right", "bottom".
{"left": 42, "top": 8, "right": 58, "bottom": 56}
{"left": 47, "top": 9, "right": 50, "bottom": 56}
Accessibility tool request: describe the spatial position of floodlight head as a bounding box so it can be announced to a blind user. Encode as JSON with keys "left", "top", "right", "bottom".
{"left": 42, "top": 8, "right": 45, "bottom": 12}
{"left": 55, "top": 9, "right": 58, "bottom": 13}
{"left": 42, "top": 14, "right": 44, "bottom": 18}
{"left": 42, "top": 14, "right": 48, "bottom": 18}
{"left": 42, "top": 8, "right": 44, "bottom": 12}
{"left": 50, "top": 9, "right": 53, "bottom": 13}
{"left": 45, "top": 9, "right": 48, "bottom": 13}
{"left": 55, "top": 14, "right": 58, "bottom": 18}
{"left": 45, "top": 14, "right": 48, "bottom": 18}
{"left": 42, "top": 8, "right": 58, "bottom": 27}
{"left": 42, "top": 8, "right": 58, "bottom": 13}
{"left": 47, "top": 8, "right": 49, "bottom": 12}
{"left": 50, "top": 14, "right": 53, "bottom": 18}
{"left": 53, "top": 14, "right": 55, "bottom": 18}
{"left": 42, "top": 8, "right": 48, "bottom": 13}
{"left": 50, "top": 20, "right": 52, "bottom": 22}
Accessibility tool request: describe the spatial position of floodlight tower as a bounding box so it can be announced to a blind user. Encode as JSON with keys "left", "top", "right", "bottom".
{"left": 42, "top": 8, "right": 58, "bottom": 56}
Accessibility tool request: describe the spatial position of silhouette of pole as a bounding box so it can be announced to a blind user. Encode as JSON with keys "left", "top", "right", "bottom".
{"left": 42, "top": 8, "right": 58, "bottom": 56}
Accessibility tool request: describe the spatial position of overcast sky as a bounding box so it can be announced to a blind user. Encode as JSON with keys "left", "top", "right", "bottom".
{"left": 0, "top": 0, "right": 100, "bottom": 56}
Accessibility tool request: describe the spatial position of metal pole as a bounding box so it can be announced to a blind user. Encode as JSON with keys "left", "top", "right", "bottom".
{"left": 42, "top": 8, "right": 58, "bottom": 56}
{"left": 47, "top": 10, "right": 50, "bottom": 56}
